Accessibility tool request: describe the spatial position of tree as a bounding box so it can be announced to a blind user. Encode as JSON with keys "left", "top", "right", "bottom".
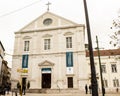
{"left": 110, "top": 9, "right": 120, "bottom": 48}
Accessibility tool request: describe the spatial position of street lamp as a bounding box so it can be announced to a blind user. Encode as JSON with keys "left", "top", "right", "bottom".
{"left": 96, "top": 36, "right": 105, "bottom": 96}
{"left": 83, "top": 0, "right": 98, "bottom": 96}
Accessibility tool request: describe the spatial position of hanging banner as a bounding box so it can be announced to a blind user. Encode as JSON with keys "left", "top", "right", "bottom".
{"left": 22, "top": 54, "right": 29, "bottom": 68}
{"left": 66, "top": 52, "right": 73, "bottom": 67}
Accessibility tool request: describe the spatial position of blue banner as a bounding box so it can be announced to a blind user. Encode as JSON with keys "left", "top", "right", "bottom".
{"left": 66, "top": 52, "right": 73, "bottom": 67}
{"left": 22, "top": 54, "right": 29, "bottom": 68}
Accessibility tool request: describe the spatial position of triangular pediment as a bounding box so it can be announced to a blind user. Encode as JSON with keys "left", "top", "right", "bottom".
{"left": 64, "top": 32, "right": 74, "bottom": 36}
{"left": 42, "top": 34, "right": 52, "bottom": 38}
{"left": 38, "top": 60, "right": 54, "bottom": 66}
{"left": 23, "top": 36, "right": 32, "bottom": 39}
{"left": 19, "top": 11, "right": 79, "bottom": 32}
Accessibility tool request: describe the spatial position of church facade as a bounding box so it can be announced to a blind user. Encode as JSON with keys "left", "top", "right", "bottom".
{"left": 11, "top": 12, "right": 89, "bottom": 91}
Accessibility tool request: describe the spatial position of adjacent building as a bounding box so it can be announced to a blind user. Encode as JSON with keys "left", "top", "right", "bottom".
{"left": 0, "top": 41, "right": 11, "bottom": 93}
{"left": 86, "top": 49, "right": 120, "bottom": 92}
{"left": 0, "top": 41, "right": 5, "bottom": 73}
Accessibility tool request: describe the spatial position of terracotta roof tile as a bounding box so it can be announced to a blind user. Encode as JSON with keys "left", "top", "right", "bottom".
{"left": 86, "top": 49, "right": 120, "bottom": 57}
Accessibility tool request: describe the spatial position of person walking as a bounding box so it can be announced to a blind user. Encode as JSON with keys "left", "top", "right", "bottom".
{"left": 116, "top": 88, "right": 119, "bottom": 92}
{"left": 85, "top": 84, "right": 88, "bottom": 94}
{"left": 103, "top": 87, "right": 105, "bottom": 96}
{"left": 27, "top": 81, "right": 30, "bottom": 89}
{"left": 22, "top": 84, "right": 26, "bottom": 95}
{"left": 17, "top": 82, "right": 21, "bottom": 94}
{"left": 89, "top": 85, "right": 92, "bottom": 94}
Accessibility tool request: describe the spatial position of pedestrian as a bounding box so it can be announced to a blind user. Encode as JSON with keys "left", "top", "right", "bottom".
{"left": 89, "top": 85, "right": 92, "bottom": 94}
{"left": 22, "top": 84, "right": 26, "bottom": 95}
{"left": 85, "top": 84, "right": 88, "bottom": 94}
{"left": 17, "top": 82, "right": 21, "bottom": 94}
{"left": 116, "top": 88, "right": 119, "bottom": 92}
{"left": 103, "top": 87, "right": 105, "bottom": 95}
{"left": 6, "top": 83, "right": 10, "bottom": 94}
{"left": 27, "top": 81, "right": 30, "bottom": 89}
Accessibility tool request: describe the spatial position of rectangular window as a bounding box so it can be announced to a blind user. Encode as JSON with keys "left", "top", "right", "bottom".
{"left": 66, "top": 37, "right": 72, "bottom": 48}
{"left": 22, "top": 54, "right": 29, "bottom": 68}
{"left": 101, "top": 65, "right": 106, "bottom": 73}
{"left": 24, "top": 41, "right": 30, "bottom": 51}
{"left": 111, "top": 64, "right": 117, "bottom": 73}
{"left": 103, "top": 79, "right": 108, "bottom": 87}
{"left": 113, "top": 79, "right": 119, "bottom": 87}
{"left": 66, "top": 52, "right": 73, "bottom": 67}
{"left": 44, "top": 39, "right": 50, "bottom": 50}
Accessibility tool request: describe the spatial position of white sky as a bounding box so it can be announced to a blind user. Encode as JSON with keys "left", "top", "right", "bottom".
{"left": 0, "top": 0, "right": 120, "bottom": 67}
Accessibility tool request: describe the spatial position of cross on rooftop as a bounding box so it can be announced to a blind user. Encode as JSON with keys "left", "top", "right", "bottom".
{"left": 46, "top": 2, "right": 51, "bottom": 11}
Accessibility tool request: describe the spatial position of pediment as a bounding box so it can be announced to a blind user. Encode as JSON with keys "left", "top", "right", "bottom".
{"left": 23, "top": 36, "right": 32, "bottom": 39}
{"left": 38, "top": 60, "right": 54, "bottom": 66}
{"left": 42, "top": 34, "right": 52, "bottom": 38}
{"left": 18, "top": 11, "right": 78, "bottom": 32}
{"left": 64, "top": 32, "right": 74, "bottom": 36}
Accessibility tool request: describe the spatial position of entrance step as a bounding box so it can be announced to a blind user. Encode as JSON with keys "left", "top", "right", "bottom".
{"left": 27, "top": 89, "right": 84, "bottom": 94}
{"left": 44, "top": 89, "right": 84, "bottom": 94}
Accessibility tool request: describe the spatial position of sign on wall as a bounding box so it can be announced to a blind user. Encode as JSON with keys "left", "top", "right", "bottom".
{"left": 67, "top": 67, "right": 73, "bottom": 74}
{"left": 42, "top": 68, "right": 51, "bottom": 73}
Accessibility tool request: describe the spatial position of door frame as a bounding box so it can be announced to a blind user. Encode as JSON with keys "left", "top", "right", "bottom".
{"left": 42, "top": 73, "right": 51, "bottom": 88}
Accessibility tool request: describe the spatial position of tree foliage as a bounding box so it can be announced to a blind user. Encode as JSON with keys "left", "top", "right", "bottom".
{"left": 110, "top": 10, "right": 120, "bottom": 48}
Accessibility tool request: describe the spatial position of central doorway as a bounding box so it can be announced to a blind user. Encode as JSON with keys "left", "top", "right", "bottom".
{"left": 42, "top": 73, "right": 51, "bottom": 88}
{"left": 22, "top": 77, "right": 26, "bottom": 87}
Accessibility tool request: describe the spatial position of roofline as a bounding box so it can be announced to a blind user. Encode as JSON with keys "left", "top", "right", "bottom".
{"left": 86, "top": 49, "right": 120, "bottom": 57}
{"left": 18, "top": 11, "right": 83, "bottom": 32}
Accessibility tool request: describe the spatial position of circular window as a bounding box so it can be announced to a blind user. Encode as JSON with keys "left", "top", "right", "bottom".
{"left": 43, "top": 18, "right": 52, "bottom": 25}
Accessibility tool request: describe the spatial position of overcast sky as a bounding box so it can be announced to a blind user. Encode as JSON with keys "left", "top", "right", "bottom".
{"left": 0, "top": 0, "right": 120, "bottom": 67}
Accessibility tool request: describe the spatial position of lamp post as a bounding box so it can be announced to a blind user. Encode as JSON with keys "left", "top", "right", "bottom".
{"left": 83, "top": 0, "right": 98, "bottom": 96}
{"left": 96, "top": 36, "right": 105, "bottom": 96}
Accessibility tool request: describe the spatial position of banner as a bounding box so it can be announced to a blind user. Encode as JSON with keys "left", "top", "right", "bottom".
{"left": 22, "top": 54, "right": 29, "bottom": 68}
{"left": 66, "top": 52, "right": 73, "bottom": 67}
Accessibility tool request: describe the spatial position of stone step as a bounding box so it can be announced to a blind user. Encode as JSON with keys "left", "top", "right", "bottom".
{"left": 27, "top": 89, "right": 84, "bottom": 94}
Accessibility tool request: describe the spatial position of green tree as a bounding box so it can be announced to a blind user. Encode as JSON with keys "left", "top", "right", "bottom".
{"left": 110, "top": 9, "right": 120, "bottom": 48}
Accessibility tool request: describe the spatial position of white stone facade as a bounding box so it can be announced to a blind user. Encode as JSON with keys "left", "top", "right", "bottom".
{"left": 11, "top": 11, "right": 120, "bottom": 92}
{"left": 11, "top": 12, "right": 88, "bottom": 90}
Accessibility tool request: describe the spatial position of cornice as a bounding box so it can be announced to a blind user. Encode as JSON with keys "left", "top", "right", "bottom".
{"left": 15, "top": 24, "right": 85, "bottom": 34}
{"left": 12, "top": 50, "right": 86, "bottom": 57}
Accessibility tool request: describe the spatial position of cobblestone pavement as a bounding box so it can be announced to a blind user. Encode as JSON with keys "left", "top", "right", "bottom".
{"left": 5, "top": 92, "right": 120, "bottom": 96}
